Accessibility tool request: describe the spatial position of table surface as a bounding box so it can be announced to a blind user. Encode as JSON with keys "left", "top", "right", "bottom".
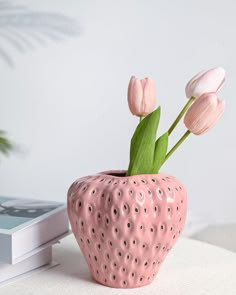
{"left": 2, "top": 235, "right": 236, "bottom": 295}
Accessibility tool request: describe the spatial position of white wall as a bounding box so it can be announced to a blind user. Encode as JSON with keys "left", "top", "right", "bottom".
{"left": 0, "top": 0, "right": 235, "bottom": 224}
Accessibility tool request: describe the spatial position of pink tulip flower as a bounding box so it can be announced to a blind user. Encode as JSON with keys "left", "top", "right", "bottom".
{"left": 184, "top": 93, "right": 225, "bottom": 135}
{"left": 128, "top": 76, "right": 156, "bottom": 117}
{"left": 185, "top": 67, "right": 226, "bottom": 99}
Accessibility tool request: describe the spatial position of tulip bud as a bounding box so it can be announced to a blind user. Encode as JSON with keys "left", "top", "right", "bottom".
{"left": 128, "top": 76, "right": 156, "bottom": 117}
{"left": 185, "top": 67, "right": 226, "bottom": 99}
{"left": 184, "top": 93, "right": 225, "bottom": 135}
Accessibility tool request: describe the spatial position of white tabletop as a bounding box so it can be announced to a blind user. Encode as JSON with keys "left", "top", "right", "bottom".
{"left": 2, "top": 234, "right": 236, "bottom": 295}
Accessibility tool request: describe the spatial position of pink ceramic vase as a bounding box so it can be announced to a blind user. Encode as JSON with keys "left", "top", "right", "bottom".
{"left": 67, "top": 171, "right": 187, "bottom": 288}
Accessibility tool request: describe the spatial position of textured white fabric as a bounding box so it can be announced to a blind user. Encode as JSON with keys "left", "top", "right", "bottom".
{"left": 1, "top": 235, "right": 236, "bottom": 295}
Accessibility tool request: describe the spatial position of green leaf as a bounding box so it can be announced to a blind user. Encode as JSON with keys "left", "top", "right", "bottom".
{"left": 0, "top": 131, "right": 13, "bottom": 156}
{"left": 0, "top": 130, "right": 6, "bottom": 136}
{"left": 151, "top": 132, "right": 168, "bottom": 173}
{"left": 127, "top": 107, "right": 161, "bottom": 176}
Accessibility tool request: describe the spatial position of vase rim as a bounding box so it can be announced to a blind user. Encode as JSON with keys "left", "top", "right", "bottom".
{"left": 98, "top": 170, "right": 168, "bottom": 179}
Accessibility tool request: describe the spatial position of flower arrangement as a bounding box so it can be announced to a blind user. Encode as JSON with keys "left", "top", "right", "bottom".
{"left": 67, "top": 67, "right": 225, "bottom": 289}
{"left": 127, "top": 67, "right": 225, "bottom": 176}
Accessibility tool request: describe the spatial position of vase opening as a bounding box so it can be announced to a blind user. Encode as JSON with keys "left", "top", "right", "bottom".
{"left": 106, "top": 172, "right": 127, "bottom": 177}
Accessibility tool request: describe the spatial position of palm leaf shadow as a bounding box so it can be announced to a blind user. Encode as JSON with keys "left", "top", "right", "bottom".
{"left": 0, "top": 0, "right": 80, "bottom": 67}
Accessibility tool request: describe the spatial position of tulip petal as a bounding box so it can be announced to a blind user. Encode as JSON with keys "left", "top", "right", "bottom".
{"left": 185, "top": 67, "right": 226, "bottom": 99}
{"left": 131, "top": 78, "right": 144, "bottom": 115}
{"left": 128, "top": 76, "right": 136, "bottom": 103}
{"left": 185, "top": 70, "right": 206, "bottom": 98}
{"left": 184, "top": 93, "right": 225, "bottom": 135}
{"left": 142, "top": 77, "right": 156, "bottom": 116}
{"left": 128, "top": 76, "right": 156, "bottom": 116}
{"left": 128, "top": 76, "right": 143, "bottom": 116}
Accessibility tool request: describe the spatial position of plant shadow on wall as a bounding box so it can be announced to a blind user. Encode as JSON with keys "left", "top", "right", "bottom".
{"left": 0, "top": 0, "right": 80, "bottom": 67}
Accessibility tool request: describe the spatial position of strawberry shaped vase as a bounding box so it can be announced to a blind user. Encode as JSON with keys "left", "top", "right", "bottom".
{"left": 67, "top": 171, "right": 187, "bottom": 288}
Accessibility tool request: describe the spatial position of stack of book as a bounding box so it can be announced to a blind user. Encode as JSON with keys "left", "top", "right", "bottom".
{"left": 0, "top": 196, "right": 69, "bottom": 286}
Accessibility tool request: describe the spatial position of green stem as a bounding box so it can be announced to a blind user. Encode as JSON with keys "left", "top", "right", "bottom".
{"left": 164, "top": 130, "right": 191, "bottom": 163}
{"left": 168, "top": 97, "right": 195, "bottom": 135}
{"left": 139, "top": 116, "right": 143, "bottom": 123}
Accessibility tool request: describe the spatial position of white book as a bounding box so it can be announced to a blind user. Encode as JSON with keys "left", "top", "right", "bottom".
{"left": 0, "top": 246, "right": 52, "bottom": 284}
{"left": 0, "top": 196, "right": 69, "bottom": 264}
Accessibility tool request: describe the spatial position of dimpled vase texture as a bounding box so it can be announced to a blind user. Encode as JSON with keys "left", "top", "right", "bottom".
{"left": 67, "top": 171, "right": 187, "bottom": 288}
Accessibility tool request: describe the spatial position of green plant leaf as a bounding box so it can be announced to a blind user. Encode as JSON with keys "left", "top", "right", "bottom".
{"left": 0, "top": 130, "right": 13, "bottom": 156}
{"left": 151, "top": 132, "right": 168, "bottom": 173}
{"left": 127, "top": 107, "right": 161, "bottom": 176}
